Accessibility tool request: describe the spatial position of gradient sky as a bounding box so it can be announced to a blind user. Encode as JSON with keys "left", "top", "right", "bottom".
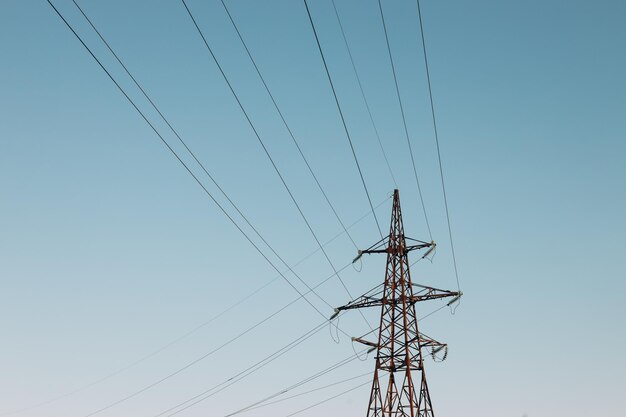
{"left": 1, "top": 1, "right": 625, "bottom": 416}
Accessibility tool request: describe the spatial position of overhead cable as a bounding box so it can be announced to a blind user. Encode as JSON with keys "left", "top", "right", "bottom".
{"left": 415, "top": 0, "right": 462, "bottom": 292}
{"left": 154, "top": 316, "right": 337, "bottom": 417}
{"left": 46, "top": 0, "right": 333, "bottom": 336}
{"left": 303, "top": 0, "right": 384, "bottom": 239}
{"left": 329, "top": 0, "right": 398, "bottom": 188}
{"left": 226, "top": 299, "right": 453, "bottom": 417}
{"left": 80, "top": 260, "right": 353, "bottom": 417}
{"left": 225, "top": 348, "right": 369, "bottom": 417}
{"left": 181, "top": 0, "right": 373, "bottom": 329}
{"left": 376, "top": 0, "right": 432, "bottom": 240}
{"left": 284, "top": 380, "right": 371, "bottom": 417}
{"left": 244, "top": 372, "right": 370, "bottom": 412}
{"left": 72, "top": 0, "right": 336, "bottom": 316}
{"left": 1, "top": 195, "right": 388, "bottom": 416}
{"left": 219, "top": 0, "right": 360, "bottom": 251}
{"left": 44, "top": 4, "right": 359, "bottom": 415}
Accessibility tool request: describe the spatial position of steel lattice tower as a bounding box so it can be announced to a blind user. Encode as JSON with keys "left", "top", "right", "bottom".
{"left": 334, "top": 189, "right": 461, "bottom": 417}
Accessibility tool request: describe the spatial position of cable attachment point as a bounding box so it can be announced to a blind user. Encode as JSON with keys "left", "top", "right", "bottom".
{"left": 329, "top": 308, "right": 340, "bottom": 320}
{"left": 352, "top": 250, "right": 363, "bottom": 264}
{"left": 431, "top": 345, "right": 448, "bottom": 362}
{"left": 422, "top": 241, "right": 437, "bottom": 260}
{"left": 447, "top": 291, "right": 463, "bottom": 314}
{"left": 446, "top": 292, "right": 462, "bottom": 306}
{"left": 351, "top": 336, "right": 378, "bottom": 349}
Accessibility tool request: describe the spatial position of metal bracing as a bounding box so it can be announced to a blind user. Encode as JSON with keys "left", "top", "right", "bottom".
{"left": 334, "top": 189, "right": 459, "bottom": 417}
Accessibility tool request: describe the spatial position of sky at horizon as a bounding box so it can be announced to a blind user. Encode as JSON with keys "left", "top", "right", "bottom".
{"left": 1, "top": 1, "right": 625, "bottom": 416}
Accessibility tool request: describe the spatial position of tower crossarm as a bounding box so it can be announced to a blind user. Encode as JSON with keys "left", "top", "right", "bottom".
{"left": 353, "top": 332, "right": 445, "bottom": 351}
{"left": 412, "top": 332, "right": 446, "bottom": 349}
{"left": 410, "top": 284, "right": 462, "bottom": 304}
{"left": 352, "top": 239, "right": 434, "bottom": 263}
{"left": 334, "top": 294, "right": 386, "bottom": 312}
{"left": 333, "top": 285, "right": 461, "bottom": 315}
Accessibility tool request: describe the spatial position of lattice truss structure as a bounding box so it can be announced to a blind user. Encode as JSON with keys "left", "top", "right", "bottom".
{"left": 334, "top": 190, "right": 461, "bottom": 417}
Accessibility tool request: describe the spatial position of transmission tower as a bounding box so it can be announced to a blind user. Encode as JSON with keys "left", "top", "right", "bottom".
{"left": 334, "top": 189, "right": 461, "bottom": 417}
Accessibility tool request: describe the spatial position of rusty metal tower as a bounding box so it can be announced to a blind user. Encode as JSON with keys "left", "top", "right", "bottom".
{"left": 334, "top": 189, "right": 461, "bottom": 417}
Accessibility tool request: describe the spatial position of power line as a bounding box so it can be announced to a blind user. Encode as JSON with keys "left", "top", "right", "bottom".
{"left": 285, "top": 380, "right": 370, "bottom": 417}
{"left": 71, "top": 0, "right": 336, "bottom": 316}
{"left": 219, "top": 0, "right": 360, "bottom": 251}
{"left": 415, "top": 0, "right": 462, "bottom": 292}
{"left": 40, "top": 2, "right": 462, "bottom": 416}
{"left": 225, "top": 347, "right": 368, "bottom": 417}
{"left": 329, "top": 0, "right": 398, "bottom": 188}
{"left": 376, "top": 0, "right": 433, "bottom": 240}
{"left": 0, "top": 274, "right": 278, "bottom": 417}
{"left": 154, "top": 316, "right": 335, "bottom": 417}
{"left": 303, "top": 0, "right": 384, "bottom": 239}
{"left": 244, "top": 372, "right": 370, "bottom": 412}
{"left": 43, "top": 5, "right": 361, "bottom": 415}
{"left": 220, "top": 301, "right": 455, "bottom": 417}
{"left": 0, "top": 196, "right": 388, "bottom": 417}
{"left": 181, "top": 0, "right": 373, "bottom": 330}
{"left": 44, "top": 0, "right": 326, "bottom": 326}
{"left": 152, "top": 201, "right": 391, "bottom": 417}
{"left": 81, "top": 260, "right": 353, "bottom": 417}
{"left": 63, "top": 3, "right": 345, "bottom": 365}
{"left": 47, "top": 0, "right": 360, "bottom": 355}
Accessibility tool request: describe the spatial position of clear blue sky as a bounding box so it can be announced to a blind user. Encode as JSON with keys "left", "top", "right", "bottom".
{"left": 1, "top": 1, "right": 625, "bottom": 416}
